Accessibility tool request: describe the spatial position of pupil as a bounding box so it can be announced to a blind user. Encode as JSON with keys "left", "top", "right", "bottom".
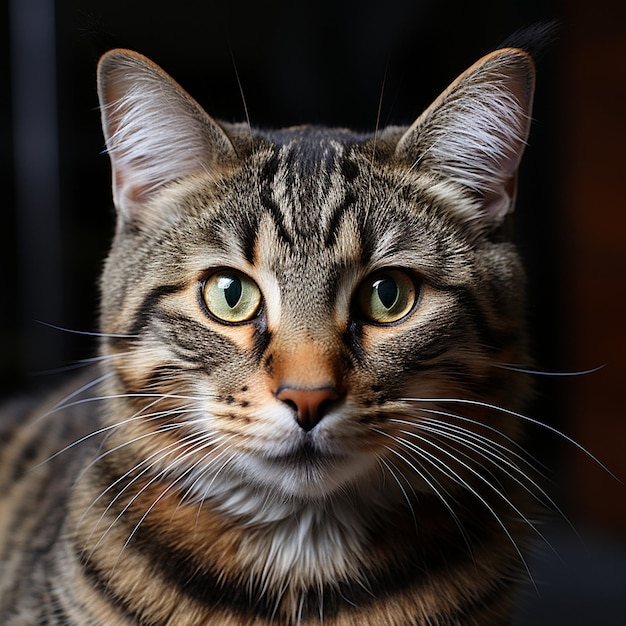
{"left": 220, "top": 276, "right": 242, "bottom": 308}
{"left": 376, "top": 278, "right": 398, "bottom": 309}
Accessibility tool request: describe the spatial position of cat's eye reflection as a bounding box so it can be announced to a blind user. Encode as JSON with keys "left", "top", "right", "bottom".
{"left": 356, "top": 269, "right": 418, "bottom": 324}
{"left": 202, "top": 270, "right": 262, "bottom": 323}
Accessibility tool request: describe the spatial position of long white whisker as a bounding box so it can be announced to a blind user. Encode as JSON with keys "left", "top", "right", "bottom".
{"left": 375, "top": 428, "right": 537, "bottom": 587}
{"left": 401, "top": 417, "right": 574, "bottom": 542}
{"left": 37, "top": 402, "right": 198, "bottom": 471}
{"left": 227, "top": 43, "right": 254, "bottom": 153}
{"left": 494, "top": 363, "right": 605, "bottom": 377}
{"left": 86, "top": 427, "right": 227, "bottom": 555}
{"left": 37, "top": 390, "right": 216, "bottom": 430}
{"left": 33, "top": 372, "right": 114, "bottom": 424}
{"left": 82, "top": 415, "right": 212, "bottom": 508}
{"left": 416, "top": 407, "right": 551, "bottom": 474}
{"left": 365, "top": 64, "right": 388, "bottom": 220}
{"left": 400, "top": 396, "right": 619, "bottom": 480}
{"left": 36, "top": 320, "right": 138, "bottom": 339}
{"left": 113, "top": 434, "right": 238, "bottom": 565}
{"left": 374, "top": 433, "right": 473, "bottom": 551}
{"left": 375, "top": 453, "right": 418, "bottom": 528}
{"left": 176, "top": 434, "right": 240, "bottom": 507}
{"left": 393, "top": 412, "right": 546, "bottom": 486}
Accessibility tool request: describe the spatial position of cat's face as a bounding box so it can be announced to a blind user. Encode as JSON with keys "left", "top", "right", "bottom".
{"left": 97, "top": 49, "right": 533, "bottom": 506}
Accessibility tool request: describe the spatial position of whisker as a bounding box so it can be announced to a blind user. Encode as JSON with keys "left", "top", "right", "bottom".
{"left": 176, "top": 434, "right": 240, "bottom": 507}
{"left": 494, "top": 363, "right": 605, "bottom": 377}
{"left": 375, "top": 454, "right": 418, "bottom": 528}
{"left": 415, "top": 407, "right": 551, "bottom": 474}
{"left": 375, "top": 428, "right": 537, "bottom": 588}
{"left": 79, "top": 419, "right": 202, "bottom": 526}
{"left": 400, "top": 417, "right": 575, "bottom": 541}
{"left": 400, "top": 396, "right": 619, "bottom": 481}
{"left": 33, "top": 371, "right": 114, "bottom": 424}
{"left": 374, "top": 434, "right": 472, "bottom": 551}
{"left": 36, "top": 396, "right": 201, "bottom": 470}
{"left": 111, "top": 435, "right": 238, "bottom": 566}
{"left": 85, "top": 427, "right": 227, "bottom": 555}
{"left": 228, "top": 42, "right": 254, "bottom": 153}
{"left": 365, "top": 63, "right": 388, "bottom": 220}
{"left": 40, "top": 390, "right": 217, "bottom": 425}
{"left": 36, "top": 320, "right": 138, "bottom": 339}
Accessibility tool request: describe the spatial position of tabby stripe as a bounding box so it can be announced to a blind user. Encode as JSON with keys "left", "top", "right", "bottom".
{"left": 74, "top": 547, "right": 517, "bottom": 626}
{"left": 239, "top": 210, "right": 260, "bottom": 266}
{"left": 157, "top": 314, "right": 236, "bottom": 371}
{"left": 251, "top": 320, "right": 272, "bottom": 365}
{"left": 126, "top": 283, "right": 186, "bottom": 338}
{"left": 77, "top": 550, "right": 154, "bottom": 626}
{"left": 323, "top": 189, "right": 356, "bottom": 249}
{"left": 259, "top": 149, "right": 295, "bottom": 247}
{"left": 121, "top": 495, "right": 501, "bottom": 622}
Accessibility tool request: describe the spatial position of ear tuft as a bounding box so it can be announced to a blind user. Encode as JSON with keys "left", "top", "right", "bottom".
{"left": 396, "top": 48, "right": 535, "bottom": 224}
{"left": 97, "top": 49, "right": 236, "bottom": 221}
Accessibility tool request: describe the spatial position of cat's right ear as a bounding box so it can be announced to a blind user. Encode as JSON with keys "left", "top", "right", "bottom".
{"left": 97, "top": 49, "right": 236, "bottom": 224}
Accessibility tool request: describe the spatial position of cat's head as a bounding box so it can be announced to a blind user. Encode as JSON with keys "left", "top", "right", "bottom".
{"left": 96, "top": 48, "right": 534, "bottom": 505}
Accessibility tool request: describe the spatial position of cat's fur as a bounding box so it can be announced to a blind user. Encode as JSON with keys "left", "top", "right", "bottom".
{"left": 1, "top": 45, "right": 537, "bottom": 625}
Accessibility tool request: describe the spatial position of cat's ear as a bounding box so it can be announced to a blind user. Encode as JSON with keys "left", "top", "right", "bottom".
{"left": 97, "top": 49, "right": 236, "bottom": 222}
{"left": 396, "top": 48, "right": 535, "bottom": 225}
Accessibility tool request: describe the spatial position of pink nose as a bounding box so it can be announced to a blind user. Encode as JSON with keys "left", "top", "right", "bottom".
{"left": 276, "top": 386, "right": 340, "bottom": 431}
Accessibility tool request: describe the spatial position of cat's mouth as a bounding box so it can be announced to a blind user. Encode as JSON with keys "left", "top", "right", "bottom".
{"left": 267, "top": 438, "right": 344, "bottom": 468}
{"left": 239, "top": 434, "right": 375, "bottom": 499}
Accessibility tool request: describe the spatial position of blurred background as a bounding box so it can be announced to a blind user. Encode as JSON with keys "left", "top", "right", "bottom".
{"left": 2, "top": 0, "right": 625, "bottom": 622}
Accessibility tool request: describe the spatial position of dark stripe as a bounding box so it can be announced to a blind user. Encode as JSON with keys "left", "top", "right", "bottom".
{"left": 340, "top": 156, "right": 359, "bottom": 183}
{"left": 126, "top": 283, "right": 186, "bottom": 338}
{"left": 78, "top": 549, "right": 156, "bottom": 626}
{"left": 259, "top": 150, "right": 294, "bottom": 247}
{"left": 343, "top": 320, "right": 366, "bottom": 365}
{"left": 324, "top": 189, "right": 356, "bottom": 249}
{"left": 155, "top": 313, "right": 235, "bottom": 370}
{"left": 251, "top": 318, "right": 272, "bottom": 365}
{"left": 240, "top": 210, "right": 260, "bottom": 265}
{"left": 122, "top": 492, "right": 508, "bottom": 624}
{"left": 323, "top": 157, "right": 360, "bottom": 248}
{"left": 44, "top": 574, "right": 72, "bottom": 626}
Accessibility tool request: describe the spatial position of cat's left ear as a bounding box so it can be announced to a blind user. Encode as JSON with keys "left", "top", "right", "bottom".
{"left": 97, "top": 49, "right": 237, "bottom": 223}
{"left": 396, "top": 48, "right": 535, "bottom": 225}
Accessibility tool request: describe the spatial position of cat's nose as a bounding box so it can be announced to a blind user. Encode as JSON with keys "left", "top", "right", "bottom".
{"left": 276, "top": 386, "right": 340, "bottom": 432}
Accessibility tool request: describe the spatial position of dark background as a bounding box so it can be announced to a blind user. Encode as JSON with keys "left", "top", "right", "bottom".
{"left": 2, "top": 1, "right": 625, "bottom": 623}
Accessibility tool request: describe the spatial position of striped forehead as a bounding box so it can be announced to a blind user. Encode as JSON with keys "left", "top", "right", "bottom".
{"left": 204, "top": 130, "right": 429, "bottom": 275}
{"left": 260, "top": 132, "right": 355, "bottom": 244}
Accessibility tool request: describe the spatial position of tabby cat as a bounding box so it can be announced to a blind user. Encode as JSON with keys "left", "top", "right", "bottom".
{"left": 1, "top": 43, "right": 539, "bottom": 625}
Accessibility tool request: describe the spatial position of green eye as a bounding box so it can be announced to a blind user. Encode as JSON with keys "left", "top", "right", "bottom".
{"left": 202, "top": 270, "right": 262, "bottom": 323}
{"left": 357, "top": 269, "right": 418, "bottom": 324}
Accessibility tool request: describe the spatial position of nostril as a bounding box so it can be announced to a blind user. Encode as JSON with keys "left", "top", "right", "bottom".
{"left": 282, "top": 398, "right": 298, "bottom": 413}
{"left": 276, "top": 386, "right": 340, "bottom": 431}
{"left": 318, "top": 398, "right": 334, "bottom": 417}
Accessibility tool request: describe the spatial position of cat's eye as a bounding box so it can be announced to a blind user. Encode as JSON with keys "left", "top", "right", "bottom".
{"left": 202, "top": 270, "right": 262, "bottom": 324}
{"left": 356, "top": 269, "right": 418, "bottom": 324}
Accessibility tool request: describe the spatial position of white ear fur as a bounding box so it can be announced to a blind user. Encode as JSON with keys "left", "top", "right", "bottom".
{"left": 97, "top": 49, "right": 236, "bottom": 221}
{"left": 396, "top": 48, "right": 535, "bottom": 224}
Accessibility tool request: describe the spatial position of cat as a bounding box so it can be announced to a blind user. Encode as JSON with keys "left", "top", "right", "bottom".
{"left": 1, "top": 41, "right": 540, "bottom": 625}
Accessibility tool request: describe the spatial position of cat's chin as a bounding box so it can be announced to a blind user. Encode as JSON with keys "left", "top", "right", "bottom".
{"left": 240, "top": 447, "right": 376, "bottom": 501}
